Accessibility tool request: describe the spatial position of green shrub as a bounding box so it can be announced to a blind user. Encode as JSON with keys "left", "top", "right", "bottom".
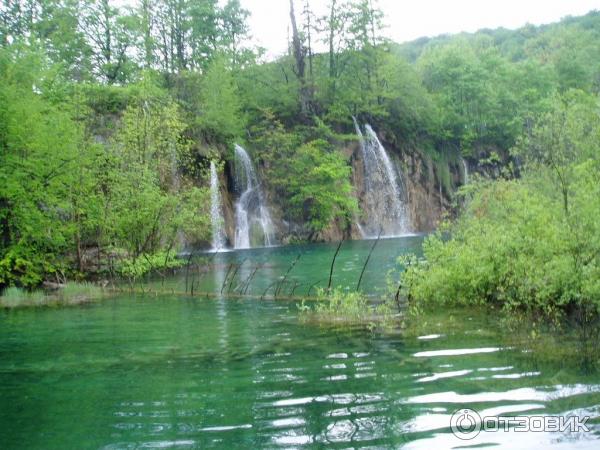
{"left": 117, "top": 251, "right": 185, "bottom": 280}
{"left": 299, "top": 288, "right": 397, "bottom": 329}
{"left": 403, "top": 164, "right": 600, "bottom": 322}
{"left": 80, "top": 83, "right": 132, "bottom": 115}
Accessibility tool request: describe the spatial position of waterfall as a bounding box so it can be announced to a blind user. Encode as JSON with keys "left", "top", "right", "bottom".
{"left": 356, "top": 221, "right": 367, "bottom": 239}
{"left": 210, "top": 161, "right": 226, "bottom": 251}
{"left": 354, "top": 118, "right": 410, "bottom": 237}
{"left": 461, "top": 158, "right": 469, "bottom": 184}
{"left": 233, "top": 144, "right": 274, "bottom": 249}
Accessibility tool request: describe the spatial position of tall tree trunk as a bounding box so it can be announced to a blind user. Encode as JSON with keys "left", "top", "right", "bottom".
{"left": 289, "top": 0, "right": 310, "bottom": 117}
{"left": 328, "top": 0, "right": 336, "bottom": 79}
{"left": 304, "top": 1, "right": 313, "bottom": 77}
{"left": 101, "top": 0, "right": 113, "bottom": 82}
{"left": 141, "top": 0, "right": 153, "bottom": 68}
{"left": 174, "top": 1, "right": 185, "bottom": 71}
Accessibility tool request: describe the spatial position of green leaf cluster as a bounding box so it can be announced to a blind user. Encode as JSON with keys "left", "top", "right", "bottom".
{"left": 402, "top": 92, "right": 600, "bottom": 321}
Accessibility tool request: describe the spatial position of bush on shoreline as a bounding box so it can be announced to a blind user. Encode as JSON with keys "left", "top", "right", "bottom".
{"left": 402, "top": 166, "right": 600, "bottom": 324}
{"left": 402, "top": 91, "right": 600, "bottom": 325}
{"left": 299, "top": 288, "right": 399, "bottom": 329}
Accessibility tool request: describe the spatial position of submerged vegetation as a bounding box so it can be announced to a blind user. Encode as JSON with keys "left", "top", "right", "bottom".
{"left": 299, "top": 287, "right": 399, "bottom": 330}
{"left": 0, "top": 282, "right": 105, "bottom": 309}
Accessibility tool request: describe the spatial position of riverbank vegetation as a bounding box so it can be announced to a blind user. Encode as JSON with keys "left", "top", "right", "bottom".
{"left": 1, "top": 1, "right": 600, "bottom": 300}
{"left": 402, "top": 91, "right": 600, "bottom": 325}
{"left": 0, "top": 282, "right": 105, "bottom": 308}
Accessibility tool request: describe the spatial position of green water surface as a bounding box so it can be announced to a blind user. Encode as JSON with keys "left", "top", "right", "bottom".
{"left": 1, "top": 237, "right": 599, "bottom": 449}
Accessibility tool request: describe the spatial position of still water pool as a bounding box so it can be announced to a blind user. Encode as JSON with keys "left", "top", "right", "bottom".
{"left": 1, "top": 237, "right": 599, "bottom": 449}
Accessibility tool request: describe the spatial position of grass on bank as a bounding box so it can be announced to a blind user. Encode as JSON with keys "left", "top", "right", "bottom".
{"left": 0, "top": 282, "right": 105, "bottom": 309}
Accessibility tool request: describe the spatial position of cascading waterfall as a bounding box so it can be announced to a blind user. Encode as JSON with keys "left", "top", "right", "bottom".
{"left": 210, "top": 161, "right": 226, "bottom": 251}
{"left": 233, "top": 144, "right": 274, "bottom": 249}
{"left": 353, "top": 118, "right": 410, "bottom": 237}
{"left": 461, "top": 158, "right": 469, "bottom": 184}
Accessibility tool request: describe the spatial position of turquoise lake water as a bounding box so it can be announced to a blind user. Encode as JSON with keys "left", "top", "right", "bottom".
{"left": 1, "top": 237, "right": 599, "bottom": 449}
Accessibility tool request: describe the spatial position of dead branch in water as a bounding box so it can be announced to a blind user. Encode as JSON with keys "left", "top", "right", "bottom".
{"left": 290, "top": 281, "right": 303, "bottom": 296}
{"left": 239, "top": 264, "right": 261, "bottom": 295}
{"left": 356, "top": 230, "right": 382, "bottom": 292}
{"left": 227, "top": 258, "right": 246, "bottom": 293}
{"left": 262, "top": 280, "right": 280, "bottom": 300}
{"left": 184, "top": 251, "right": 195, "bottom": 293}
{"left": 307, "top": 278, "right": 326, "bottom": 296}
{"left": 108, "top": 285, "right": 325, "bottom": 302}
{"left": 275, "top": 253, "right": 302, "bottom": 297}
{"left": 327, "top": 240, "right": 344, "bottom": 290}
{"left": 220, "top": 264, "right": 234, "bottom": 294}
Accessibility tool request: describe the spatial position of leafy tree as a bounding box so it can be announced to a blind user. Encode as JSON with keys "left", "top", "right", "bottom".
{"left": 197, "top": 56, "right": 245, "bottom": 145}
{"left": 283, "top": 140, "right": 357, "bottom": 234}
{"left": 289, "top": 0, "right": 312, "bottom": 117}
{"left": 376, "top": 53, "right": 436, "bottom": 141}
{"left": 403, "top": 91, "right": 600, "bottom": 323}
{"left": 236, "top": 58, "right": 300, "bottom": 125}
{"left": 80, "top": 0, "right": 138, "bottom": 83}
{"left": 137, "top": 0, "right": 155, "bottom": 69}
{"left": 316, "top": 0, "right": 388, "bottom": 121}
{"left": 512, "top": 90, "right": 600, "bottom": 215}
{"left": 219, "top": 0, "right": 251, "bottom": 67}
{"left": 104, "top": 77, "right": 210, "bottom": 258}
{"left": 188, "top": 0, "right": 220, "bottom": 69}
{"left": 0, "top": 0, "right": 40, "bottom": 45}
{"left": 138, "top": 0, "right": 251, "bottom": 74}
{"left": 255, "top": 130, "right": 357, "bottom": 235}
{"left": 0, "top": 0, "right": 91, "bottom": 79}
{"left": 0, "top": 48, "right": 91, "bottom": 286}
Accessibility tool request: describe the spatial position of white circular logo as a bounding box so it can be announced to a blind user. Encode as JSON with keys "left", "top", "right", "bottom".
{"left": 450, "top": 408, "right": 481, "bottom": 440}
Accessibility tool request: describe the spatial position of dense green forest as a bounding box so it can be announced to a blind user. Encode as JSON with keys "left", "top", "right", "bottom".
{"left": 1, "top": 0, "right": 600, "bottom": 324}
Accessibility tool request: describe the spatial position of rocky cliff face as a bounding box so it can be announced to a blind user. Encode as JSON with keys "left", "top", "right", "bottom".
{"left": 216, "top": 136, "right": 462, "bottom": 246}
{"left": 220, "top": 161, "right": 237, "bottom": 247}
{"left": 402, "top": 148, "right": 452, "bottom": 232}
{"left": 349, "top": 138, "right": 453, "bottom": 237}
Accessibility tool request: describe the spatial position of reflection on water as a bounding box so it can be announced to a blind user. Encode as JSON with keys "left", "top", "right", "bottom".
{"left": 0, "top": 237, "right": 599, "bottom": 449}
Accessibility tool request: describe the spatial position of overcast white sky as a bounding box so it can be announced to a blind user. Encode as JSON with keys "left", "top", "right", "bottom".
{"left": 237, "top": 0, "right": 600, "bottom": 58}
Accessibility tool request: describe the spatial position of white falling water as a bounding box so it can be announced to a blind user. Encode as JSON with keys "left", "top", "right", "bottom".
{"left": 233, "top": 144, "right": 274, "bottom": 249}
{"left": 354, "top": 119, "right": 410, "bottom": 237}
{"left": 355, "top": 221, "right": 367, "bottom": 239}
{"left": 461, "top": 158, "right": 469, "bottom": 184}
{"left": 210, "top": 161, "right": 226, "bottom": 250}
